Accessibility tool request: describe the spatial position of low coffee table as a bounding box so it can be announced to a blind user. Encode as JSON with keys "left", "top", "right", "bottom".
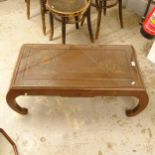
{"left": 6, "top": 44, "right": 149, "bottom": 117}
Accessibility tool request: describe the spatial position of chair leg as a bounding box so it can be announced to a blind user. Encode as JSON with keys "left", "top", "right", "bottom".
{"left": 40, "top": 0, "right": 46, "bottom": 35}
{"left": 95, "top": 0, "right": 99, "bottom": 10}
{"left": 62, "top": 17, "right": 66, "bottom": 44}
{"left": 86, "top": 7, "right": 94, "bottom": 43}
{"left": 49, "top": 13, "right": 54, "bottom": 40}
{"left": 26, "top": 0, "right": 30, "bottom": 19}
{"left": 96, "top": 0, "right": 102, "bottom": 39}
{"left": 118, "top": 0, "right": 123, "bottom": 28}
{"left": 81, "top": 15, "right": 86, "bottom": 26}
{"left": 75, "top": 16, "right": 79, "bottom": 29}
{"left": 103, "top": 0, "right": 107, "bottom": 15}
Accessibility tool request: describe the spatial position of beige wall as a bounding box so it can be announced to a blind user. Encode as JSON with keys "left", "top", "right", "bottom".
{"left": 126, "top": 0, "right": 153, "bottom": 16}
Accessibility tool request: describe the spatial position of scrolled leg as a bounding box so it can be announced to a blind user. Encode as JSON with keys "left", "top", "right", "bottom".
{"left": 126, "top": 91, "right": 149, "bottom": 117}
{"left": 6, "top": 90, "right": 28, "bottom": 115}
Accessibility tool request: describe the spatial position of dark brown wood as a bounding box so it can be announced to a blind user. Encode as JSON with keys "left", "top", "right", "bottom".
{"left": 62, "top": 17, "right": 66, "bottom": 44}
{"left": 47, "top": 0, "right": 90, "bottom": 16}
{"left": 6, "top": 44, "right": 149, "bottom": 117}
{"left": 80, "top": 15, "right": 86, "bottom": 26}
{"left": 25, "top": 0, "right": 30, "bottom": 19}
{"left": 0, "top": 128, "right": 19, "bottom": 155}
{"left": 86, "top": 7, "right": 94, "bottom": 42}
{"left": 75, "top": 16, "right": 79, "bottom": 29}
{"left": 25, "top": 0, "right": 47, "bottom": 35}
{"left": 49, "top": 12, "right": 54, "bottom": 40}
{"left": 103, "top": 0, "right": 107, "bottom": 15}
{"left": 118, "top": 0, "right": 123, "bottom": 28}
{"left": 95, "top": 0, "right": 99, "bottom": 9}
{"left": 96, "top": 0, "right": 103, "bottom": 39}
{"left": 94, "top": 0, "right": 123, "bottom": 39}
{"left": 40, "top": 0, "right": 47, "bottom": 35}
{"left": 46, "top": 0, "right": 94, "bottom": 43}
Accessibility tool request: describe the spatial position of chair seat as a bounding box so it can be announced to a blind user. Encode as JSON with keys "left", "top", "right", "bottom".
{"left": 47, "top": 0, "right": 90, "bottom": 16}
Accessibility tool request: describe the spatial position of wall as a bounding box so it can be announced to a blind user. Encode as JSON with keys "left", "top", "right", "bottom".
{"left": 125, "top": 0, "right": 153, "bottom": 16}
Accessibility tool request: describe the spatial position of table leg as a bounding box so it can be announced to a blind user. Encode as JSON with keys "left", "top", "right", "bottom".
{"left": 6, "top": 90, "right": 28, "bottom": 115}
{"left": 126, "top": 91, "right": 149, "bottom": 117}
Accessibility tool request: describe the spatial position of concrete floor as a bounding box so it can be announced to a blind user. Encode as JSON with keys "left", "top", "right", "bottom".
{"left": 0, "top": 0, "right": 155, "bottom": 155}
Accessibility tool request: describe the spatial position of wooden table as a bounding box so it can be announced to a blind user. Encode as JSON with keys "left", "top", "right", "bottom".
{"left": 6, "top": 44, "right": 149, "bottom": 117}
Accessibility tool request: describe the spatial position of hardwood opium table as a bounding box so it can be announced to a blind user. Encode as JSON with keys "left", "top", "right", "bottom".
{"left": 6, "top": 44, "right": 149, "bottom": 117}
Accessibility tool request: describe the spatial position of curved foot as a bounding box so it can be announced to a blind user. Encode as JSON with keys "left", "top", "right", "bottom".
{"left": 6, "top": 90, "right": 28, "bottom": 115}
{"left": 126, "top": 91, "right": 149, "bottom": 117}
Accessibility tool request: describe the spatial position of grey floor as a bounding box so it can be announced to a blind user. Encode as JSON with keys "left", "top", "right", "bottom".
{"left": 0, "top": 0, "right": 155, "bottom": 155}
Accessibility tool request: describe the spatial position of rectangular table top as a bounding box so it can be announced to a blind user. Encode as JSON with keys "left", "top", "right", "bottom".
{"left": 11, "top": 44, "right": 145, "bottom": 90}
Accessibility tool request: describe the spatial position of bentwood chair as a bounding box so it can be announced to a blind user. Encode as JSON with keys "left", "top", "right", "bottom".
{"left": 94, "top": 0, "right": 123, "bottom": 39}
{"left": 46, "top": 0, "right": 94, "bottom": 44}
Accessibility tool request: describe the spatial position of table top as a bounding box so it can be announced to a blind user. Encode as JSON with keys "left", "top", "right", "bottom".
{"left": 46, "top": 0, "right": 90, "bottom": 15}
{"left": 11, "top": 44, "right": 144, "bottom": 90}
